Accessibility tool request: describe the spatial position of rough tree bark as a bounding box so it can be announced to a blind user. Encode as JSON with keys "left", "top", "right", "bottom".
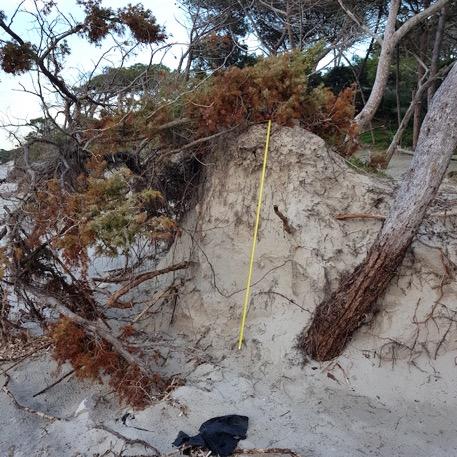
{"left": 338, "top": 0, "right": 450, "bottom": 131}
{"left": 300, "top": 61, "right": 457, "bottom": 362}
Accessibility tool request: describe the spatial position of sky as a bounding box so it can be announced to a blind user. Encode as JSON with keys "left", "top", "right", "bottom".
{"left": 0, "top": 0, "right": 190, "bottom": 149}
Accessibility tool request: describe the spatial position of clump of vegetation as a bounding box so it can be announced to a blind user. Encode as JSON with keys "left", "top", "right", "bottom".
{"left": 187, "top": 51, "right": 358, "bottom": 156}
{"left": 0, "top": 41, "right": 34, "bottom": 74}
{"left": 51, "top": 317, "right": 166, "bottom": 409}
{"left": 26, "top": 168, "right": 176, "bottom": 269}
{"left": 0, "top": 47, "right": 359, "bottom": 405}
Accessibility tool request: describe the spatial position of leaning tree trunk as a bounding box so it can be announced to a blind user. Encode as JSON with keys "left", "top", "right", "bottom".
{"left": 354, "top": 0, "right": 400, "bottom": 132}
{"left": 413, "top": 2, "right": 430, "bottom": 150}
{"left": 428, "top": 5, "right": 447, "bottom": 105}
{"left": 350, "top": 0, "right": 450, "bottom": 132}
{"left": 300, "top": 62, "right": 457, "bottom": 362}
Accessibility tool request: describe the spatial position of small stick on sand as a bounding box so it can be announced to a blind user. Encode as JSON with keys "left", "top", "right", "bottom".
{"left": 33, "top": 369, "right": 75, "bottom": 397}
{"left": 235, "top": 448, "right": 303, "bottom": 457}
{"left": 93, "top": 424, "right": 161, "bottom": 455}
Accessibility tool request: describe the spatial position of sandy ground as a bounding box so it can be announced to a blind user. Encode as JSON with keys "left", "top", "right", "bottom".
{"left": 2, "top": 128, "right": 457, "bottom": 456}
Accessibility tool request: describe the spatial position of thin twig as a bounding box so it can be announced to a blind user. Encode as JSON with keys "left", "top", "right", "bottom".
{"left": 32, "top": 369, "right": 75, "bottom": 398}
{"left": 106, "top": 261, "right": 191, "bottom": 307}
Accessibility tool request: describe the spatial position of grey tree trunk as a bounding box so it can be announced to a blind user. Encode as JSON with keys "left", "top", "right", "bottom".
{"left": 300, "top": 61, "right": 457, "bottom": 361}
{"left": 351, "top": 0, "right": 450, "bottom": 132}
{"left": 354, "top": 0, "right": 400, "bottom": 131}
{"left": 428, "top": 6, "right": 447, "bottom": 105}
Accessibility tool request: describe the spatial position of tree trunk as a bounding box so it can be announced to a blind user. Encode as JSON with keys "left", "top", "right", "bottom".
{"left": 354, "top": 0, "right": 400, "bottom": 131}
{"left": 395, "top": 44, "right": 402, "bottom": 128}
{"left": 351, "top": 0, "right": 450, "bottom": 132}
{"left": 299, "top": 61, "right": 457, "bottom": 362}
{"left": 413, "top": 1, "right": 430, "bottom": 150}
{"left": 428, "top": 6, "right": 447, "bottom": 105}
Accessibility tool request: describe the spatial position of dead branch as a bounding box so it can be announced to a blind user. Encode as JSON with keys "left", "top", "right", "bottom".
{"left": 155, "top": 118, "right": 190, "bottom": 132}
{"left": 160, "top": 127, "right": 238, "bottom": 159}
{"left": 93, "top": 424, "right": 160, "bottom": 455}
{"left": 105, "top": 261, "right": 191, "bottom": 307}
{"left": 335, "top": 212, "right": 385, "bottom": 220}
{"left": 133, "top": 285, "right": 178, "bottom": 323}
{"left": 335, "top": 211, "right": 457, "bottom": 221}
{"left": 2, "top": 374, "right": 67, "bottom": 421}
{"left": 235, "top": 448, "right": 302, "bottom": 457}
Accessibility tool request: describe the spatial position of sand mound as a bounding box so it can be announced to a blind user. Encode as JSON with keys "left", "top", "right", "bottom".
{"left": 2, "top": 125, "right": 457, "bottom": 456}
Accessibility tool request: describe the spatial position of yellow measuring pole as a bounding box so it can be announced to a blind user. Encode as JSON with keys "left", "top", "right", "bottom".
{"left": 238, "top": 120, "right": 272, "bottom": 350}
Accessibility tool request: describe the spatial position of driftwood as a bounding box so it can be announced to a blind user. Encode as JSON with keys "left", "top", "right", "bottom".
{"left": 235, "top": 448, "right": 302, "bottom": 457}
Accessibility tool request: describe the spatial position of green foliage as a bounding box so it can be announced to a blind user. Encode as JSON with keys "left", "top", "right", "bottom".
{"left": 359, "top": 126, "right": 413, "bottom": 150}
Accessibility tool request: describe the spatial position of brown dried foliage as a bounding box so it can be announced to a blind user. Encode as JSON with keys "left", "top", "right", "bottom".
{"left": 119, "top": 4, "right": 166, "bottom": 44}
{"left": 50, "top": 317, "right": 166, "bottom": 408}
{"left": 0, "top": 42, "right": 34, "bottom": 74}
{"left": 186, "top": 52, "right": 358, "bottom": 156}
{"left": 78, "top": 0, "right": 117, "bottom": 43}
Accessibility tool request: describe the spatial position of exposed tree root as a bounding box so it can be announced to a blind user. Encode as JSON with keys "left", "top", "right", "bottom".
{"left": 94, "top": 424, "right": 161, "bottom": 455}
{"left": 2, "top": 374, "right": 67, "bottom": 421}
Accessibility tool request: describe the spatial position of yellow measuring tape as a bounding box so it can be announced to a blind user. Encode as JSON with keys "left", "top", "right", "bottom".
{"left": 238, "top": 119, "right": 272, "bottom": 350}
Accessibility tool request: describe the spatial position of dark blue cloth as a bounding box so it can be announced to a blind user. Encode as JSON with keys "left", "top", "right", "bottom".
{"left": 172, "top": 415, "right": 249, "bottom": 457}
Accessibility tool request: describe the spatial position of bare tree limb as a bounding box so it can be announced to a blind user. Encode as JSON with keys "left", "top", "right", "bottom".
{"left": 337, "top": 0, "right": 383, "bottom": 45}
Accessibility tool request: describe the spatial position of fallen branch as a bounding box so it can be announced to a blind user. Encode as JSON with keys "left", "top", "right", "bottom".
{"left": 235, "top": 448, "right": 302, "bottom": 457}
{"left": 335, "top": 211, "right": 457, "bottom": 221}
{"left": 106, "top": 261, "right": 191, "bottom": 307}
{"left": 2, "top": 374, "right": 67, "bottom": 421}
{"left": 335, "top": 212, "right": 385, "bottom": 221}
{"left": 93, "top": 424, "right": 161, "bottom": 455}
